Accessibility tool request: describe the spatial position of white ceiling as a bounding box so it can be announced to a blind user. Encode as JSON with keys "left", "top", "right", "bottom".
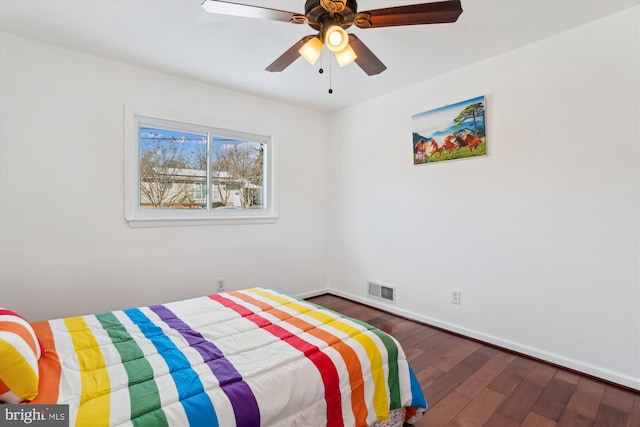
{"left": 1, "top": 0, "right": 637, "bottom": 113}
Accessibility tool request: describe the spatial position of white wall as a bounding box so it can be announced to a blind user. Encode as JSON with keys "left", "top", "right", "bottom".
{"left": 0, "top": 33, "right": 328, "bottom": 321}
{"left": 326, "top": 7, "right": 639, "bottom": 390}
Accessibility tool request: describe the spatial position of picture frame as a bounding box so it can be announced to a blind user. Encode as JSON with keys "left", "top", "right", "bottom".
{"left": 412, "top": 95, "right": 487, "bottom": 165}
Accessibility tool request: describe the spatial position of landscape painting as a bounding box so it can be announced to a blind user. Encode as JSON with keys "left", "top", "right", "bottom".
{"left": 412, "top": 95, "right": 487, "bottom": 165}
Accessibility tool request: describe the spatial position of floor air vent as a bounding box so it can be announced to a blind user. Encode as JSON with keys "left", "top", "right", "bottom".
{"left": 367, "top": 281, "right": 396, "bottom": 304}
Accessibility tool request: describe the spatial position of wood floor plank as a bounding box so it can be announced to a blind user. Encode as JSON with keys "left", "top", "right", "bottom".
{"left": 592, "top": 405, "right": 628, "bottom": 427}
{"left": 412, "top": 327, "right": 451, "bottom": 353}
{"left": 416, "top": 334, "right": 463, "bottom": 365}
{"left": 495, "top": 350, "right": 518, "bottom": 363}
{"left": 424, "top": 361, "right": 475, "bottom": 405}
{"left": 560, "top": 378, "right": 606, "bottom": 422}
{"left": 496, "top": 376, "right": 546, "bottom": 423}
{"left": 488, "top": 356, "right": 535, "bottom": 395}
{"left": 553, "top": 370, "right": 582, "bottom": 386}
{"left": 532, "top": 378, "right": 577, "bottom": 421}
{"left": 530, "top": 362, "right": 558, "bottom": 384}
{"left": 521, "top": 412, "right": 558, "bottom": 427}
{"left": 452, "top": 388, "right": 506, "bottom": 427}
{"left": 462, "top": 346, "right": 499, "bottom": 370}
{"left": 456, "top": 354, "right": 512, "bottom": 399}
{"left": 600, "top": 385, "right": 635, "bottom": 413}
{"left": 628, "top": 395, "right": 640, "bottom": 427}
{"left": 410, "top": 339, "right": 449, "bottom": 375}
{"left": 397, "top": 324, "right": 439, "bottom": 348}
{"left": 432, "top": 340, "right": 484, "bottom": 373}
{"left": 417, "top": 365, "right": 445, "bottom": 391}
{"left": 416, "top": 391, "right": 470, "bottom": 427}
{"left": 305, "top": 295, "right": 640, "bottom": 427}
{"left": 484, "top": 413, "right": 521, "bottom": 427}
{"left": 404, "top": 345, "right": 425, "bottom": 361}
{"left": 389, "top": 320, "right": 424, "bottom": 340}
{"left": 557, "top": 410, "right": 596, "bottom": 427}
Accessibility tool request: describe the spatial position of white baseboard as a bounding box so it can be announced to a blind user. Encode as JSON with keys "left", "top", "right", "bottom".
{"left": 320, "top": 287, "right": 640, "bottom": 391}
{"left": 295, "top": 288, "right": 330, "bottom": 299}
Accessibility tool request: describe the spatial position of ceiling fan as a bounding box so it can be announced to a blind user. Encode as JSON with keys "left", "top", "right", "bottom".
{"left": 201, "top": 0, "right": 463, "bottom": 76}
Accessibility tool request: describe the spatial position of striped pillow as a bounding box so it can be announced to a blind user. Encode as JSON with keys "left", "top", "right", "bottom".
{"left": 0, "top": 308, "right": 42, "bottom": 403}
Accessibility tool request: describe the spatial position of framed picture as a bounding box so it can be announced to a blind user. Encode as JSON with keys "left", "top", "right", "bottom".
{"left": 412, "top": 95, "right": 487, "bottom": 165}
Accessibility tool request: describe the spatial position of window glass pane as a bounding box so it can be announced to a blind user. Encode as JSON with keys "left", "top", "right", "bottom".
{"left": 194, "top": 182, "right": 207, "bottom": 201}
{"left": 139, "top": 126, "right": 207, "bottom": 210}
{"left": 211, "top": 137, "right": 265, "bottom": 210}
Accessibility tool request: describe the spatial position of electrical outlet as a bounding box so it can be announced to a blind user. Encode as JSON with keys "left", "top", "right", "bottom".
{"left": 451, "top": 289, "right": 461, "bottom": 305}
{"left": 216, "top": 278, "right": 225, "bottom": 292}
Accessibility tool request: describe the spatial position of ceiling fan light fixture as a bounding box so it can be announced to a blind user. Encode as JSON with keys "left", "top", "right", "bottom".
{"left": 324, "top": 25, "right": 349, "bottom": 52}
{"left": 335, "top": 44, "right": 357, "bottom": 67}
{"left": 298, "top": 35, "right": 323, "bottom": 64}
{"left": 202, "top": 0, "right": 464, "bottom": 76}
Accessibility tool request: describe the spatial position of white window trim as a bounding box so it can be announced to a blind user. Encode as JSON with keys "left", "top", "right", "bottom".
{"left": 124, "top": 104, "right": 278, "bottom": 227}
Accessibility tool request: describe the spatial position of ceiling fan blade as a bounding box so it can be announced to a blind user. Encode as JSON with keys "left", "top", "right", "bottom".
{"left": 201, "top": 0, "right": 306, "bottom": 24}
{"left": 348, "top": 34, "right": 387, "bottom": 76}
{"left": 354, "top": 0, "right": 463, "bottom": 28}
{"left": 266, "top": 36, "right": 315, "bottom": 72}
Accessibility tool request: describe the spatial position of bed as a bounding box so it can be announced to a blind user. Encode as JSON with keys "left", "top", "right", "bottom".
{"left": 1, "top": 287, "right": 427, "bottom": 426}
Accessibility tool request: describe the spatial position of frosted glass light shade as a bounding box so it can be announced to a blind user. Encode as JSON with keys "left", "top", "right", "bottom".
{"left": 298, "top": 36, "right": 323, "bottom": 64}
{"left": 335, "top": 44, "right": 357, "bottom": 67}
{"left": 325, "top": 26, "right": 349, "bottom": 52}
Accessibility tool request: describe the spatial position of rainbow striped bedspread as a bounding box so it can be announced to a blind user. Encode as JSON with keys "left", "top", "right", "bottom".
{"left": 30, "top": 288, "right": 427, "bottom": 427}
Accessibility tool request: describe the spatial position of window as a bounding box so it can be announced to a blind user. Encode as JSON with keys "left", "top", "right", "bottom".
{"left": 125, "top": 105, "right": 276, "bottom": 226}
{"left": 194, "top": 182, "right": 207, "bottom": 202}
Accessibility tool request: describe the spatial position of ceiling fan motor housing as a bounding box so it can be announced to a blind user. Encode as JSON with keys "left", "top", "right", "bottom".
{"left": 305, "top": 0, "right": 358, "bottom": 30}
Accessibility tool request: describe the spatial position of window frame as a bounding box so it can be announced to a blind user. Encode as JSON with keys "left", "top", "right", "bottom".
{"left": 124, "top": 104, "right": 277, "bottom": 227}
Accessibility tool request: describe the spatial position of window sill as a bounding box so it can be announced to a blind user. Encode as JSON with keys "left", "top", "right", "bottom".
{"left": 125, "top": 215, "right": 279, "bottom": 228}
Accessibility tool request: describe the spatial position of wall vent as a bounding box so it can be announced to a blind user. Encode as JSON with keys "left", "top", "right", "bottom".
{"left": 367, "top": 280, "right": 396, "bottom": 304}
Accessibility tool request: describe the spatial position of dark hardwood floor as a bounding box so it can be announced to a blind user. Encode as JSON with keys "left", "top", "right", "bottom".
{"left": 306, "top": 294, "right": 640, "bottom": 427}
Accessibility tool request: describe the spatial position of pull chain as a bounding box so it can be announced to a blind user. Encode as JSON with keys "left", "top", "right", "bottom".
{"left": 317, "top": 50, "right": 334, "bottom": 94}
{"left": 328, "top": 53, "right": 333, "bottom": 94}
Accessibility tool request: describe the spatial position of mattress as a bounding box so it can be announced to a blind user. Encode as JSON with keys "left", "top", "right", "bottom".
{"left": 26, "top": 287, "right": 427, "bottom": 426}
